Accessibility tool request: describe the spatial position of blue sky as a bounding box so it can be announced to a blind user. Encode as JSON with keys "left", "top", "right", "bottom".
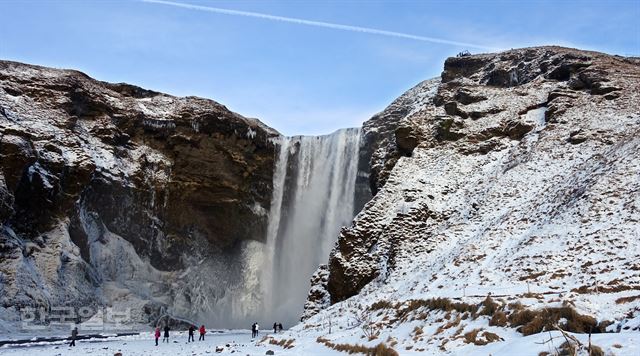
{"left": 1, "top": 0, "right": 638, "bottom": 135}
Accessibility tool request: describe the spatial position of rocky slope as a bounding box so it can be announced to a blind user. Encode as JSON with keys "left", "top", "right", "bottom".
{"left": 297, "top": 47, "right": 640, "bottom": 354}
{"left": 0, "top": 60, "right": 279, "bottom": 328}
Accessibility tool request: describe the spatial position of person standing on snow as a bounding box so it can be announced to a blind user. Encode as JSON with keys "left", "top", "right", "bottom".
{"left": 69, "top": 326, "right": 78, "bottom": 347}
{"left": 278, "top": 323, "right": 283, "bottom": 332}
{"left": 199, "top": 325, "right": 206, "bottom": 341}
{"left": 154, "top": 327, "right": 161, "bottom": 346}
{"left": 163, "top": 325, "right": 170, "bottom": 343}
{"left": 188, "top": 325, "right": 195, "bottom": 342}
{"left": 251, "top": 323, "right": 256, "bottom": 338}
{"left": 255, "top": 323, "right": 259, "bottom": 337}
{"left": 273, "top": 322, "right": 278, "bottom": 333}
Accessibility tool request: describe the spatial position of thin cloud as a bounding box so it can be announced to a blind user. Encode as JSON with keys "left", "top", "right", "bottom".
{"left": 141, "top": 0, "right": 501, "bottom": 51}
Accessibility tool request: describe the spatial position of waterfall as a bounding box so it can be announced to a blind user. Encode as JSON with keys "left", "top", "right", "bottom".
{"left": 260, "top": 128, "right": 362, "bottom": 324}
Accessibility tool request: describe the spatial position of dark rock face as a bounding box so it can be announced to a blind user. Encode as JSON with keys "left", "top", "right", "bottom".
{"left": 454, "top": 88, "right": 487, "bottom": 105}
{"left": 394, "top": 126, "right": 419, "bottom": 155}
{"left": 360, "top": 46, "right": 633, "bottom": 197}
{"left": 313, "top": 46, "right": 640, "bottom": 310}
{"left": 358, "top": 78, "right": 440, "bottom": 196}
{"left": 440, "top": 46, "right": 594, "bottom": 87}
{"left": 0, "top": 60, "right": 278, "bottom": 323}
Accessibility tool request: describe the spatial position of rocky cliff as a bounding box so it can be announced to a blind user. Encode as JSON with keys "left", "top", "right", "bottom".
{"left": 298, "top": 47, "right": 640, "bottom": 353}
{"left": 0, "top": 61, "right": 278, "bottom": 327}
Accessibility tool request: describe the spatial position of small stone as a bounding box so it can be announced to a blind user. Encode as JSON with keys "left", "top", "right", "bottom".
{"left": 568, "top": 130, "right": 588, "bottom": 144}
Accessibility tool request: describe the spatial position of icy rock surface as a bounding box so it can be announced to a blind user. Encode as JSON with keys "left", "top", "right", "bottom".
{"left": 0, "top": 60, "right": 279, "bottom": 327}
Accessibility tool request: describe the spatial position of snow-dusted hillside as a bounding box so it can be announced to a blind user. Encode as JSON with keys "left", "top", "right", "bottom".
{"left": 289, "top": 47, "right": 640, "bottom": 355}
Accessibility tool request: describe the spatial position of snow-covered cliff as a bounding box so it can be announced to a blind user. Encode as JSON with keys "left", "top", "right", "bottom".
{"left": 0, "top": 60, "right": 280, "bottom": 329}
{"left": 294, "top": 47, "right": 640, "bottom": 354}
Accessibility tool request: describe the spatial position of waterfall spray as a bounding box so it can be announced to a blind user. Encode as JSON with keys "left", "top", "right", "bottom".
{"left": 260, "top": 128, "right": 361, "bottom": 324}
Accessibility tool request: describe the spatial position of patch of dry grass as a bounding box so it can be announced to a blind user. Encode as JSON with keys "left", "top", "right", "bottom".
{"left": 369, "top": 300, "right": 397, "bottom": 310}
{"left": 462, "top": 328, "right": 503, "bottom": 346}
{"left": 435, "top": 314, "right": 462, "bottom": 335}
{"left": 396, "top": 298, "right": 479, "bottom": 320}
{"left": 463, "top": 329, "right": 482, "bottom": 345}
{"left": 508, "top": 306, "right": 601, "bottom": 335}
{"left": 590, "top": 345, "right": 605, "bottom": 356}
{"left": 572, "top": 284, "right": 640, "bottom": 294}
{"left": 615, "top": 294, "right": 640, "bottom": 304}
{"left": 316, "top": 337, "right": 399, "bottom": 356}
{"left": 489, "top": 310, "right": 508, "bottom": 327}
{"left": 269, "top": 338, "right": 295, "bottom": 349}
{"left": 479, "top": 295, "right": 500, "bottom": 316}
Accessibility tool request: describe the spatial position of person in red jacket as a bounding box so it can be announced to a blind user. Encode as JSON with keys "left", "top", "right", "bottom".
{"left": 199, "top": 325, "right": 206, "bottom": 341}
{"left": 154, "top": 327, "right": 160, "bottom": 346}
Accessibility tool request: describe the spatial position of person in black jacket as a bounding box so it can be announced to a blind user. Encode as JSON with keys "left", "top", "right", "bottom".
{"left": 188, "top": 325, "right": 195, "bottom": 342}
{"left": 163, "top": 325, "right": 170, "bottom": 343}
{"left": 69, "top": 327, "right": 78, "bottom": 347}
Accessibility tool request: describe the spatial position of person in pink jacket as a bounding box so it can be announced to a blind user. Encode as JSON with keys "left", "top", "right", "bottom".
{"left": 154, "top": 327, "right": 161, "bottom": 346}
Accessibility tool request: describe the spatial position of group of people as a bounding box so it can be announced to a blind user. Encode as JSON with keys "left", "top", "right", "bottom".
{"left": 154, "top": 324, "right": 206, "bottom": 345}
{"left": 68, "top": 320, "right": 285, "bottom": 348}
{"left": 153, "top": 325, "right": 170, "bottom": 345}
{"left": 272, "top": 322, "right": 283, "bottom": 333}
{"left": 188, "top": 324, "right": 207, "bottom": 342}
{"left": 251, "top": 322, "right": 260, "bottom": 338}
{"left": 251, "top": 321, "right": 284, "bottom": 338}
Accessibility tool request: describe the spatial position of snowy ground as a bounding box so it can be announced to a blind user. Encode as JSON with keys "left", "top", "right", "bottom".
{"left": 0, "top": 329, "right": 340, "bottom": 355}
{"left": 1, "top": 328, "right": 638, "bottom": 355}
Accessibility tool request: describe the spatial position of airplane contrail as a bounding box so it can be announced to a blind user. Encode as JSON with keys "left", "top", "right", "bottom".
{"left": 141, "top": 0, "right": 500, "bottom": 51}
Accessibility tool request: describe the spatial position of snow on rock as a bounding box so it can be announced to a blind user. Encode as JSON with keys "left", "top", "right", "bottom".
{"left": 295, "top": 47, "right": 640, "bottom": 354}
{"left": 0, "top": 60, "right": 280, "bottom": 329}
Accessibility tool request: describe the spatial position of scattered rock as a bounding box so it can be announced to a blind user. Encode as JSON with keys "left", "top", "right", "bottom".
{"left": 454, "top": 88, "right": 487, "bottom": 105}
{"left": 394, "top": 126, "right": 419, "bottom": 156}
{"left": 435, "top": 118, "right": 465, "bottom": 141}
{"left": 568, "top": 130, "right": 588, "bottom": 144}
{"left": 604, "top": 92, "right": 621, "bottom": 100}
{"left": 444, "top": 101, "right": 469, "bottom": 118}
{"left": 486, "top": 68, "right": 519, "bottom": 87}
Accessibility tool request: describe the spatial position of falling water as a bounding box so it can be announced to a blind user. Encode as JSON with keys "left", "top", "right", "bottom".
{"left": 260, "top": 128, "right": 361, "bottom": 324}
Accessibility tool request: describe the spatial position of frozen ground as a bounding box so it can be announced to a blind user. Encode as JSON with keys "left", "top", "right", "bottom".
{"left": 1, "top": 328, "right": 638, "bottom": 355}
{"left": 0, "top": 329, "right": 340, "bottom": 355}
